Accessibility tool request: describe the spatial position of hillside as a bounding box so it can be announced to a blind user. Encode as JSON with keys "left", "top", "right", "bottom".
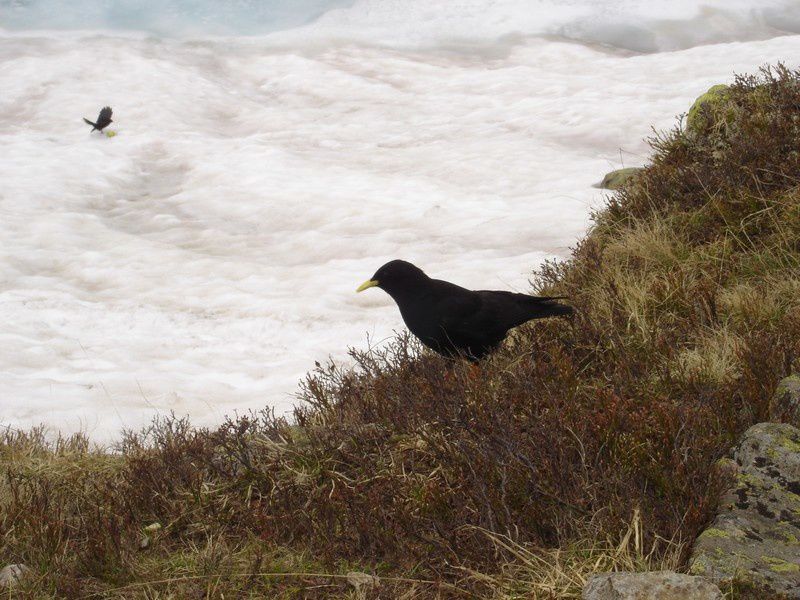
{"left": 2, "top": 65, "right": 800, "bottom": 598}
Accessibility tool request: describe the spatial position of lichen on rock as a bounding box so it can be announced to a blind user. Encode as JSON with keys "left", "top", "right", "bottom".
{"left": 582, "top": 571, "right": 722, "bottom": 600}
{"left": 689, "top": 422, "right": 800, "bottom": 598}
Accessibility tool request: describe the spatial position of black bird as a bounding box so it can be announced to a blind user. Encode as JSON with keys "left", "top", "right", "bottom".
{"left": 83, "top": 106, "right": 113, "bottom": 132}
{"left": 356, "top": 260, "right": 573, "bottom": 361}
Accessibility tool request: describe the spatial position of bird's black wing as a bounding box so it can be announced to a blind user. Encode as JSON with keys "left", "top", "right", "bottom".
{"left": 96, "top": 106, "right": 113, "bottom": 128}
{"left": 435, "top": 286, "right": 509, "bottom": 355}
{"left": 476, "top": 290, "right": 573, "bottom": 329}
{"left": 439, "top": 289, "right": 571, "bottom": 351}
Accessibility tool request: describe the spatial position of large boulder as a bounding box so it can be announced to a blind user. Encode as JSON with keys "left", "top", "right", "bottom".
{"left": 689, "top": 423, "right": 800, "bottom": 598}
{"left": 582, "top": 571, "right": 722, "bottom": 599}
{"left": 596, "top": 167, "right": 642, "bottom": 190}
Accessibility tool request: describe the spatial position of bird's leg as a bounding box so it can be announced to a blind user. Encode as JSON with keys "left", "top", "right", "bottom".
{"left": 468, "top": 362, "right": 482, "bottom": 380}
{"left": 442, "top": 359, "right": 481, "bottom": 386}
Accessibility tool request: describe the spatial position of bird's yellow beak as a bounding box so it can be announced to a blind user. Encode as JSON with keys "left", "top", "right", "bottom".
{"left": 356, "top": 279, "right": 379, "bottom": 293}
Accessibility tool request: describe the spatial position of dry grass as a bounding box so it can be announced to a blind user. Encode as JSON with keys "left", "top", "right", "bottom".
{"left": 2, "top": 65, "right": 800, "bottom": 598}
{"left": 471, "top": 510, "right": 684, "bottom": 599}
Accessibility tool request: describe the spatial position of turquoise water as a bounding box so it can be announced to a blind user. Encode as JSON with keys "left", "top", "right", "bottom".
{"left": 2, "top": 0, "right": 798, "bottom": 51}
{"left": 0, "top": 0, "right": 353, "bottom": 35}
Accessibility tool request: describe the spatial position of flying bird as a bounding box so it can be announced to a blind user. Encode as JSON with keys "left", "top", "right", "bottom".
{"left": 83, "top": 106, "right": 113, "bottom": 132}
{"left": 356, "top": 260, "right": 573, "bottom": 361}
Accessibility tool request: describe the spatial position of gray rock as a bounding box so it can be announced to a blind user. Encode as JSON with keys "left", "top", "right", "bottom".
{"left": 596, "top": 167, "right": 642, "bottom": 190}
{"left": 139, "top": 521, "right": 163, "bottom": 550}
{"left": 143, "top": 522, "right": 162, "bottom": 533}
{"left": 689, "top": 422, "right": 800, "bottom": 598}
{"left": 346, "top": 571, "right": 379, "bottom": 598}
{"left": 770, "top": 375, "right": 800, "bottom": 426}
{"left": 583, "top": 571, "right": 722, "bottom": 599}
{"left": 0, "top": 564, "right": 30, "bottom": 587}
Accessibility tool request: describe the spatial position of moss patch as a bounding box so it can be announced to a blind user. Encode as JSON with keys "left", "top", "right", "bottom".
{"left": 700, "top": 528, "right": 730, "bottom": 539}
{"left": 686, "top": 84, "right": 731, "bottom": 133}
{"left": 762, "top": 556, "right": 800, "bottom": 574}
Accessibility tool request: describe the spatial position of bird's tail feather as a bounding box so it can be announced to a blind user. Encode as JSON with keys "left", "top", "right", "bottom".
{"left": 83, "top": 118, "right": 97, "bottom": 130}
{"left": 535, "top": 300, "right": 574, "bottom": 318}
{"left": 522, "top": 295, "right": 574, "bottom": 320}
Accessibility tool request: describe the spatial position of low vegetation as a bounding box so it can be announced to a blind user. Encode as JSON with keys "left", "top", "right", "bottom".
{"left": 2, "top": 65, "right": 800, "bottom": 598}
